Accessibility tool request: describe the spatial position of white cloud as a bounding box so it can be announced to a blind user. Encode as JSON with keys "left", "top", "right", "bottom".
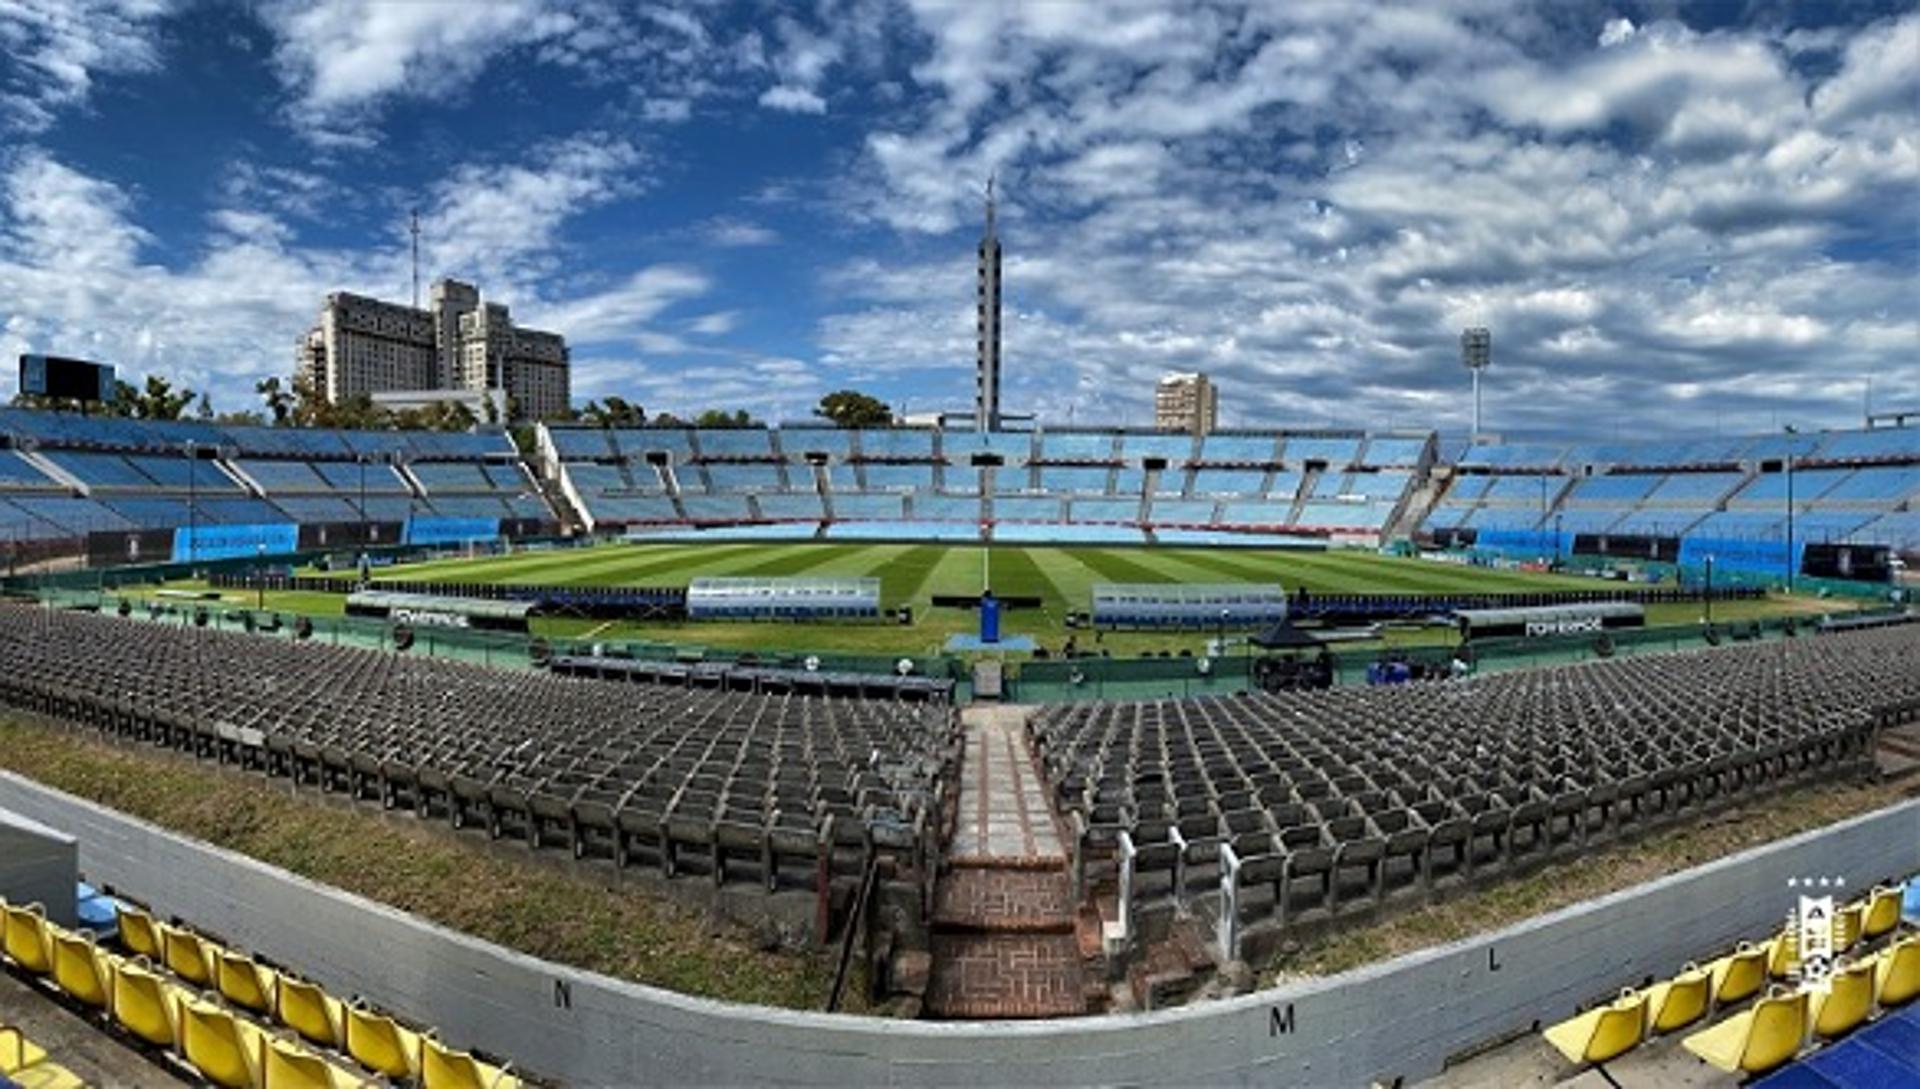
{"left": 1811, "top": 12, "right": 1920, "bottom": 126}
{"left": 758, "top": 85, "right": 828, "bottom": 114}
{"left": 0, "top": 0, "right": 172, "bottom": 132}
{"left": 702, "top": 218, "right": 779, "bottom": 247}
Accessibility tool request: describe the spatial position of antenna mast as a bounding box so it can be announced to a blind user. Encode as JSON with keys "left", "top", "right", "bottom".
{"left": 409, "top": 208, "right": 421, "bottom": 309}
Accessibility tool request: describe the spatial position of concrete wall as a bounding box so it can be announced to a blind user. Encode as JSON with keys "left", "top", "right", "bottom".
{"left": 0, "top": 804, "right": 78, "bottom": 927}
{"left": 0, "top": 770, "right": 1913, "bottom": 1088}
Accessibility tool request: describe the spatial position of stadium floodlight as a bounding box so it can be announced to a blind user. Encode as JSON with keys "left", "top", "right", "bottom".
{"left": 1460, "top": 327, "right": 1491, "bottom": 440}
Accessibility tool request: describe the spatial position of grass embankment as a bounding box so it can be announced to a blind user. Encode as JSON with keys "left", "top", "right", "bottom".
{"left": 1265, "top": 777, "right": 1909, "bottom": 983}
{"left": 0, "top": 716, "right": 862, "bottom": 1013}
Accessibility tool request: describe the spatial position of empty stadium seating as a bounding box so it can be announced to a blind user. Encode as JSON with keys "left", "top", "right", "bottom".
{"left": 0, "top": 605, "right": 956, "bottom": 899}
{"left": 1031, "top": 624, "right": 1920, "bottom": 949}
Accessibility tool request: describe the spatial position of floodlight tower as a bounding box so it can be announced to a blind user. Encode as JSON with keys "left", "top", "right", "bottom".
{"left": 1461, "top": 327, "right": 1491, "bottom": 441}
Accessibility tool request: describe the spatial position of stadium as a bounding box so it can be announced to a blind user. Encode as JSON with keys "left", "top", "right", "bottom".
{"left": 3, "top": 4, "right": 1920, "bottom": 1088}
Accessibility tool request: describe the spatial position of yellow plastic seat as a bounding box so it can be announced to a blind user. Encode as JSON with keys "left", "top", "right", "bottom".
{"left": 277, "top": 975, "right": 345, "bottom": 1048}
{"left": 1542, "top": 987, "right": 1647, "bottom": 1064}
{"left": 1706, "top": 942, "right": 1768, "bottom": 1006}
{"left": 111, "top": 959, "right": 182, "bottom": 1047}
{"left": 1876, "top": 934, "right": 1919, "bottom": 1007}
{"left": 1810, "top": 960, "right": 1875, "bottom": 1039}
{"left": 1861, "top": 884, "right": 1902, "bottom": 940}
{"left": 9, "top": 1061, "right": 87, "bottom": 1089}
{"left": 1681, "top": 987, "right": 1809, "bottom": 1074}
{"left": 1832, "top": 901, "right": 1862, "bottom": 953}
{"left": 260, "top": 1035, "right": 363, "bottom": 1089}
{"left": 218, "top": 949, "right": 279, "bottom": 1016}
{"left": 345, "top": 1004, "right": 426, "bottom": 1079}
{"left": 179, "top": 996, "right": 267, "bottom": 1089}
{"left": 49, "top": 928, "right": 112, "bottom": 1009}
{"left": 1765, "top": 931, "right": 1799, "bottom": 979}
{"left": 2, "top": 1025, "right": 49, "bottom": 1074}
{"left": 2, "top": 902, "right": 53, "bottom": 975}
{"left": 1646, "top": 962, "right": 1712, "bottom": 1033}
{"left": 117, "top": 903, "right": 162, "bottom": 959}
{"left": 162, "top": 923, "right": 217, "bottom": 986}
{"left": 422, "top": 1036, "right": 520, "bottom": 1089}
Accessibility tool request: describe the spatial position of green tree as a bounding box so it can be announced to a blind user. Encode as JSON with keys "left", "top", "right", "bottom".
{"left": 256, "top": 377, "right": 294, "bottom": 426}
{"left": 815, "top": 389, "right": 893, "bottom": 429}
{"left": 692, "top": 408, "right": 760, "bottom": 428}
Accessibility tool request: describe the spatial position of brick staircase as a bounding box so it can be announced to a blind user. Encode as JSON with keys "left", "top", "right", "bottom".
{"left": 925, "top": 708, "right": 1099, "bottom": 1019}
{"left": 1876, "top": 719, "right": 1920, "bottom": 796}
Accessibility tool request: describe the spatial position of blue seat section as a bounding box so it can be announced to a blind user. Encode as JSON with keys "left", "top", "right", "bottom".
{"left": 1192, "top": 468, "right": 1266, "bottom": 494}
{"left": 943, "top": 467, "right": 983, "bottom": 494}
{"left": 776, "top": 428, "right": 851, "bottom": 459}
{"left": 914, "top": 494, "right": 980, "bottom": 521}
{"left": 991, "top": 522, "right": 1145, "bottom": 544}
{"left": 631, "top": 521, "right": 819, "bottom": 542}
{"left": 195, "top": 498, "right": 288, "bottom": 524}
{"left": 1110, "top": 468, "right": 1146, "bottom": 494}
{"left": 1039, "top": 466, "right": 1111, "bottom": 492}
{"left": 1677, "top": 534, "right": 1801, "bottom": 574}
{"left": 0, "top": 452, "right": 56, "bottom": 488}
{"left": 1311, "top": 472, "right": 1353, "bottom": 498}
{"left": 409, "top": 462, "right": 496, "bottom": 492}
{"left": 944, "top": 431, "right": 1032, "bottom": 466}
{"left": 864, "top": 463, "right": 934, "bottom": 490}
{"left": 481, "top": 463, "right": 526, "bottom": 490}
{"left": 705, "top": 463, "right": 787, "bottom": 490}
{"left": 758, "top": 493, "right": 825, "bottom": 520}
{"left": 681, "top": 494, "right": 751, "bottom": 522}
{"left": 1360, "top": 436, "right": 1427, "bottom": 466}
{"left": 589, "top": 495, "right": 680, "bottom": 522}
{"left": 1741, "top": 432, "right": 1824, "bottom": 461}
{"left": 1732, "top": 468, "right": 1851, "bottom": 504}
{"left": 233, "top": 459, "right": 331, "bottom": 492}
{"left": 1553, "top": 508, "right": 1627, "bottom": 533}
{"left": 1071, "top": 498, "right": 1139, "bottom": 523}
{"left": 1471, "top": 507, "right": 1544, "bottom": 531}
{"left": 1447, "top": 476, "right": 1495, "bottom": 501}
{"left": 311, "top": 461, "right": 409, "bottom": 494}
{"left": 38, "top": 450, "right": 155, "bottom": 489}
{"left": 1609, "top": 508, "right": 1711, "bottom": 535}
{"left": 1791, "top": 510, "right": 1875, "bottom": 542}
{"left": 1149, "top": 499, "right": 1217, "bottom": 524}
{"left": 1343, "top": 471, "right": 1411, "bottom": 499}
{"left": 1818, "top": 428, "right": 1920, "bottom": 461}
{"left": 825, "top": 519, "right": 978, "bottom": 542}
{"left": 124, "top": 455, "right": 241, "bottom": 491}
{"left": 993, "top": 496, "right": 1063, "bottom": 521}
{"left": 1282, "top": 436, "right": 1362, "bottom": 466}
{"left": 1566, "top": 474, "right": 1662, "bottom": 503}
{"left": 1458, "top": 442, "right": 1566, "bottom": 469}
{"left": 1479, "top": 474, "right": 1565, "bottom": 504}
{"left": 834, "top": 493, "right": 906, "bottom": 520}
{"left": 1039, "top": 433, "right": 1116, "bottom": 461}
{"left": 356, "top": 497, "right": 415, "bottom": 521}
{"left": 612, "top": 427, "right": 694, "bottom": 462}
{"left": 406, "top": 432, "right": 513, "bottom": 459}
{"left": 0, "top": 499, "right": 54, "bottom": 538}
{"left": 1198, "top": 435, "right": 1279, "bottom": 464}
{"left": 1296, "top": 500, "right": 1393, "bottom": 530}
{"left": 563, "top": 463, "right": 633, "bottom": 492}
{"left": 1817, "top": 466, "right": 1920, "bottom": 504}
{"left": 97, "top": 497, "right": 191, "bottom": 529}
{"left": 547, "top": 428, "right": 614, "bottom": 459}
{"left": 1219, "top": 500, "right": 1294, "bottom": 525}
{"left": 269, "top": 496, "right": 361, "bottom": 523}
{"left": 1265, "top": 470, "right": 1303, "bottom": 498}
{"left": 694, "top": 429, "right": 774, "bottom": 458}
{"left": 1423, "top": 501, "right": 1477, "bottom": 529}
{"left": 1644, "top": 472, "right": 1743, "bottom": 504}
{"left": 858, "top": 429, "right": 935, "bottom": 459}
{"left": 424, "top": 496, "right": 514, "bottom": 518}
{"left": 1154, "top": 528, "right": 1311, "bottom": 546}
{"left": 1853, "top": 512, "right": 1920, "bottom": 549}
{"left": 13, "top": 496, "right": 134, "bottom": 534}
{"left": 1120, "top": 433, "right": 1196, "bottom": 463}
{"left": 1688, "top": 510, "right": 1786, "bottom": 538}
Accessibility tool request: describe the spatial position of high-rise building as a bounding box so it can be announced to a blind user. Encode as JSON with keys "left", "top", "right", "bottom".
{"left": 974, "top": 177, "right": 1002, "bottom": 432}
{"left": 295, "top": 277, "right": 570, "bottom": 421}
{"left": 1155, "top": 372, "right": 1220, "bottom": 435}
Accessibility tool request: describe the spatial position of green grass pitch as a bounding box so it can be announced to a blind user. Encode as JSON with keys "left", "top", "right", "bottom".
{"left": 147, "top": 541, "right": 1811, "bottom": 658}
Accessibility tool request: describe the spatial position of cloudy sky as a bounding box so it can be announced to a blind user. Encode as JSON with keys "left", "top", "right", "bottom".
{"left": 0, "top": 0, "right": 1914, "bottom": 436}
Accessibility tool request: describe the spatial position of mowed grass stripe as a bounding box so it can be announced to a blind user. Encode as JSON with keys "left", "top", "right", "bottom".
{"left": 870, "top": 544, "right": 948, "bottom": 606}
{"left": 1061, "top": 547, "right": 1183, "bottom": 586}
{"left": 986, "top": 547, "right": 1070, "bottom": 609}
{"left": 543, "top": 544, "right": 773, "bottom": 587}
{"left": 726, "top": 543, "right": 878, "bottom": 579}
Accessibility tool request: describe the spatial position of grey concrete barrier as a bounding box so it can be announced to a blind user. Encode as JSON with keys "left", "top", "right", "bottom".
{"left": 0, "top": 770, "right": 1913, "bottom": 1088}
{"left": 0, "top": 804, "right": 78, "bottom": 927}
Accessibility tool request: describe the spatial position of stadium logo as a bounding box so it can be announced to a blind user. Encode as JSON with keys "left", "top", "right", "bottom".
{"left": 390, "top": 607, "right": 470, "bottom": 629}
{"left": 1524, "top": 616, "right": 1604, "bottom": 637}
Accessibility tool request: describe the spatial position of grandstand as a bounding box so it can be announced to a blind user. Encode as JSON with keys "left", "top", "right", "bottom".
{"left": 0, "top": 408, "right": 556, "bottom": 562}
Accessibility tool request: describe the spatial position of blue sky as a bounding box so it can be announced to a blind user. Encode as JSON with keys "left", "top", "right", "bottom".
{"left": 0, "top": 0, "right": 1914, "bottom": 436}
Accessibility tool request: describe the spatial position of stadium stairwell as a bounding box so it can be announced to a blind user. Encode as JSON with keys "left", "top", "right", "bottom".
{"left": 926, "top": 706, "right": 1096, "bottom": 1019}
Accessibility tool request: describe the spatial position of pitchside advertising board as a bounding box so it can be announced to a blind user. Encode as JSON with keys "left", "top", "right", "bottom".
{"left": 19, "top": 355, "right": 115, "bottom": 402}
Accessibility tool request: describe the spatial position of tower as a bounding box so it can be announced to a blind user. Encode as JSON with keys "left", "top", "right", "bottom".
{"left": 1461, "top": 327, "right": 1491, "bottom": 440}
{"left": 974, "top": 175, "right": 1002, "bottom": 432}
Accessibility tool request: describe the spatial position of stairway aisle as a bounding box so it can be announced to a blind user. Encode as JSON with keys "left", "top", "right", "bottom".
{"left": 925, "top": 706, "right": 1095, "bottom": 1019}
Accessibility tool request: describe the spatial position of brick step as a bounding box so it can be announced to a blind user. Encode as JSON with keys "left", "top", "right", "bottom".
{"left": 1879, "top": 732, "right": 1920, "bottom": 760}
{"left": 925, "top": 932, "right": 1088, "bottom": 1019}
{"left": 932, "top": 868, "right": 1077, "bottom": 933}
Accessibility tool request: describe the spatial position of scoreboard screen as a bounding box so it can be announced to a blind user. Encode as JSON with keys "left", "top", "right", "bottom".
{"left": 19, "top": 354, "right": 116, "bottom": 402}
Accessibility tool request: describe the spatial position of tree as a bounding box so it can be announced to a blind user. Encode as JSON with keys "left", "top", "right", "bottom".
{"left": 650, "top": 411, "right": 684, "bottom": 427}
{"left": 125, "top": 374, "right": 195, "bottom": 420}
{"left": 692, "top": 408, "right": 760, "bottom": 429}
{"left": 256, "top": 377, "right": 293, "bottom": 426}
{"left": 815, "top": 389, "right": 893, "bottom": 429}
{"left": 195, "top": 392, "right": 214, "bottom": 420}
